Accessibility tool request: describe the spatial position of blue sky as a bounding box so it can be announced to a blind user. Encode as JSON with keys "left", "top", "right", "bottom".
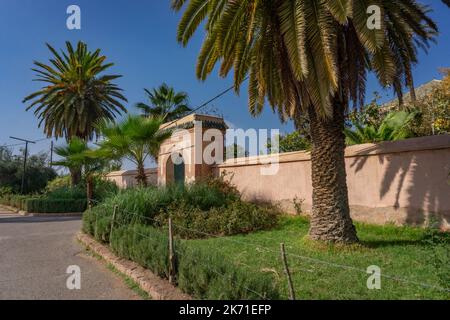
{"left": 0, "top": 0, "right": 449, "bottom": 163}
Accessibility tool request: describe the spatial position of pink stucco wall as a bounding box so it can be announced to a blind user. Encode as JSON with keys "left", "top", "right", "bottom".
{"left": 217, "top": 135, "right": 450, "bottom": 229}
{"left": 106, "top": 168, "right": 158, "bottom": 189}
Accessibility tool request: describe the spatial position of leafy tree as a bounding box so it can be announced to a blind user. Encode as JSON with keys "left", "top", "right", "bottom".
{"left": 172, "top": 0, "right": 440, "bottom": 242}
{"left": 224, "top": 143, "right": 249, "bottom": 160}
{"left": 136, "top": 83, "right": 191, "bottom": 121}
{"left": 96, "top": 116, "right": 172, "bottom": 187}
{"left": 23, "top": 41, "right": 128, "bottom": 141}
{"left": 267, "top": 131, "right": 311, "bottom": 154}
{"left": 406, "top": 68, "right": 450, "bottom": 136}
{"left": 344, "top": 111, "right": 417, "bottom": 145}
{"left": 347, "top": 92, "right": 386, "bottom": 129}
{"left": 0, "top": 146, "right": 56, "bottom": 194}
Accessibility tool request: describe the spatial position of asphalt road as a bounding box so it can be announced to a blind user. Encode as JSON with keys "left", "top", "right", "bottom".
{"left": 0, "top": 210, "right": 141, "bottom": 300}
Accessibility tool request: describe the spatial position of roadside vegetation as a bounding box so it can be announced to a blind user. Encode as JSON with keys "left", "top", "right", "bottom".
{"left": 0, "top": 176, "right": 117, "bottom": 213}
{"left": 82, "top": 177, "right": 449, "bottom": 300}
{"left": 83, "top": 177, "right": 280, "bottom": 241}
{"left": 0, "top": 146, "right": 56, "bottom": 194}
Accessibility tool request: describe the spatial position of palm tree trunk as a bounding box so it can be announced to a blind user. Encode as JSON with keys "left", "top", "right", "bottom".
{"left": 136, "top": 163, "right": 148, "bottom": 187}
{"left": 69, "top": 167, "right": 82, "bottom": 186}
{"left": 307, "top": 100, "right": 358, "bottom": 243}
{"left": 86, "top": 174, "right": 94, "bottom": 206}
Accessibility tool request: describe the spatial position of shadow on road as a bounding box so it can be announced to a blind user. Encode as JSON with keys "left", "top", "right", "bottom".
{"left": 0, "top": 216, "right": 82, "bottom": 224}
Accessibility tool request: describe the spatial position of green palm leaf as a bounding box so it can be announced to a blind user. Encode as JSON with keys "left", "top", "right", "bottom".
{"left": 23, "top": 41, "right": 128, "bottom": 141}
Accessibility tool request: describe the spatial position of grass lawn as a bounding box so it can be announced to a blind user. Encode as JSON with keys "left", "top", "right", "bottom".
{"left": 187, "top": 216, "right": 449, "bottom": 300}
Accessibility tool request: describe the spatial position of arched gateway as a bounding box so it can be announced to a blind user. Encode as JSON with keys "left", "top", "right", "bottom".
{"left": 158, "top": 114, "right": 227, "bottom": 186}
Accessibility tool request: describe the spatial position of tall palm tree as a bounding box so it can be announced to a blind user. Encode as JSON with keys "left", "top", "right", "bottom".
{"left": 23, "top": 41, "right": 128, "bottom": 141}
{"left": 135, "top": 83, "right": 191, "bottom": 121}
{"left": 96, "top": 116, "right": 172, "bottom": 187}
{"left": 172, "top": 0, "right": 441, "bottom": 243}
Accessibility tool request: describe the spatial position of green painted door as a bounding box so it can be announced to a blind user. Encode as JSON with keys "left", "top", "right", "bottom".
{"left": 174, "top": 161, "right": 185, "bottom": 184}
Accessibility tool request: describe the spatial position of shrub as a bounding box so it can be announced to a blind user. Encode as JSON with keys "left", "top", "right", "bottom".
{"left": 84, "top": 179, "right": 243, "bottom": 228}
{"left": 45, "top": 176, "right": 118, "bottom": 202}
{"left": 45, "top": 176, "right": 71, "bottom": 193}
{"left": 178, "top": 244, "right": 279, "bottom": 300}
{"left": 82, "top": 207, "right": 97, "bottom": 235}
{"left": 92, "top": 177, "right": 119, "bottom": 202}
{"left": 84, "top": 189, "right": 279, "bottom": 240}
{"left": 423, "top": 226, "right": 450, "bottom": 296}
{"left": 0, "top": 186, "right": 13, "bottom": 197}
{"left": 110, "top": 224, "right": 170, "bottom": 279}
{"left": 45, "top": 186, "right": 85, "bottom": 200}
{"left": 156, "top": 200, "right": 280, "bottom": 239}
{"left": 105, "top": 223, "right": 280, "bottom": 300}
{"left": 1, "top": 194, "right": 30, "bottom": 210}
{"left": 24, "top": 198, "right": 87, "bottom": 213}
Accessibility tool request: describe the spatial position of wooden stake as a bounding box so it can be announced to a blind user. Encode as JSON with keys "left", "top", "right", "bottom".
{"left": 280, "top": 243, "right": 296, "bottom": 300}
{"left": 110, "top": 205, "right": 118, "bottom": 244}
{"left": 168, "top": 218, "right": 176, "bottom": 284}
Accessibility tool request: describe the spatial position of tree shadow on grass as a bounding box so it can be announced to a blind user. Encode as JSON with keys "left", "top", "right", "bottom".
{"left": 360, "top": 238, "right": 428, "bottom": 248}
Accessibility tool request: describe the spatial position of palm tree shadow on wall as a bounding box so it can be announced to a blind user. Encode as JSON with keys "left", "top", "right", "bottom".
{"left": 349, "top": 139, "right": 450, "bottom": 230}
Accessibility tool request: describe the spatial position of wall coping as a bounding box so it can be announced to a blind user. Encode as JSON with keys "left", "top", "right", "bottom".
{"left": 217, "top": 135, "right": 450, "bottom": 168}
{"left": 106, "top": 168, "right": 158, "bottom": 177}
{"left": 160, "top": 113, "right": 227, "bottom": 130}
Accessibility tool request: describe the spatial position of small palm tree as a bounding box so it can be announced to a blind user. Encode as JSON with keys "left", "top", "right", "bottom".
{"left": 23, "top": 41, "right": 128, "bottom": 141}
{"left": 53, "top": 138, "right": 111, "bottom": 203}
{"left": 52, "top": 138, "right": 89, "bottom": 186}
{"left": 96, "top": 116, "right": 172, "bottom": 187}
{"left": 345, "top": 111, "right": 417, "bottom": 145}
{"left": 135, "top": 83, "right": 191, "bottom": 121}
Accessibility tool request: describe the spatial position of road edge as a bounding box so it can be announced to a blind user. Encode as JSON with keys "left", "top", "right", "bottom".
{"left": 77, "top": 232, "right": 192, "bottom": 301}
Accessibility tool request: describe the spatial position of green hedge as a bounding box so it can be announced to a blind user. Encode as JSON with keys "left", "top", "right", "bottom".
{"left": 0, "top": 195, "right": 87, "bottom": 213}
{"left": 83, "top": 181, "right": 280, "bottom": 239}
{"left": 111, "top": 224, "right": 170, "bottom": 279}
{"left": 24, "top": 198, "right": 87, "bottom": 213}
{"left": 107, "top": 223, "right": 280, "bottom": 300}
{"left": 0, "top": 195, "right": 29, "bottom": 210}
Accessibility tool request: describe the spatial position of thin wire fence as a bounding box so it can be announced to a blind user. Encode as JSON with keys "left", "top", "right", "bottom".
{"left": 87, "top": 202, "right": 450, "bottom": 297}
{"left": 95, "top": 207, "right": 271, "bottom": 299}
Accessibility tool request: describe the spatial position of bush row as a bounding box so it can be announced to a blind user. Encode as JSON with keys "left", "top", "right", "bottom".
{"left": 0, "top": 176, "right": 117, "bottom": 213}
{"left": 83, "top": 181, "right": 279, "bottom": 239}
{"left": 105, "top": 223, "right": 280, "bottom": 300}
{"left": 45, "top": 177, "right": 119, "bottom": 202}
{"left": 0, "top": 194, "right": 86, "bottom": 213}
{"left": 24, "top": 198, "right": 87, "bottom": 213}
{"left": 0, "top": 194, "right": 29, "bottom": 210}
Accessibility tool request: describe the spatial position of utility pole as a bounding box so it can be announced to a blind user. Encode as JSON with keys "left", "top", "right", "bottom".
{"left": 50, "top": 141, "right": 54, "bottom": 166}
{"left": 9, "top": 136, "right": 36, "bottom": 194}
